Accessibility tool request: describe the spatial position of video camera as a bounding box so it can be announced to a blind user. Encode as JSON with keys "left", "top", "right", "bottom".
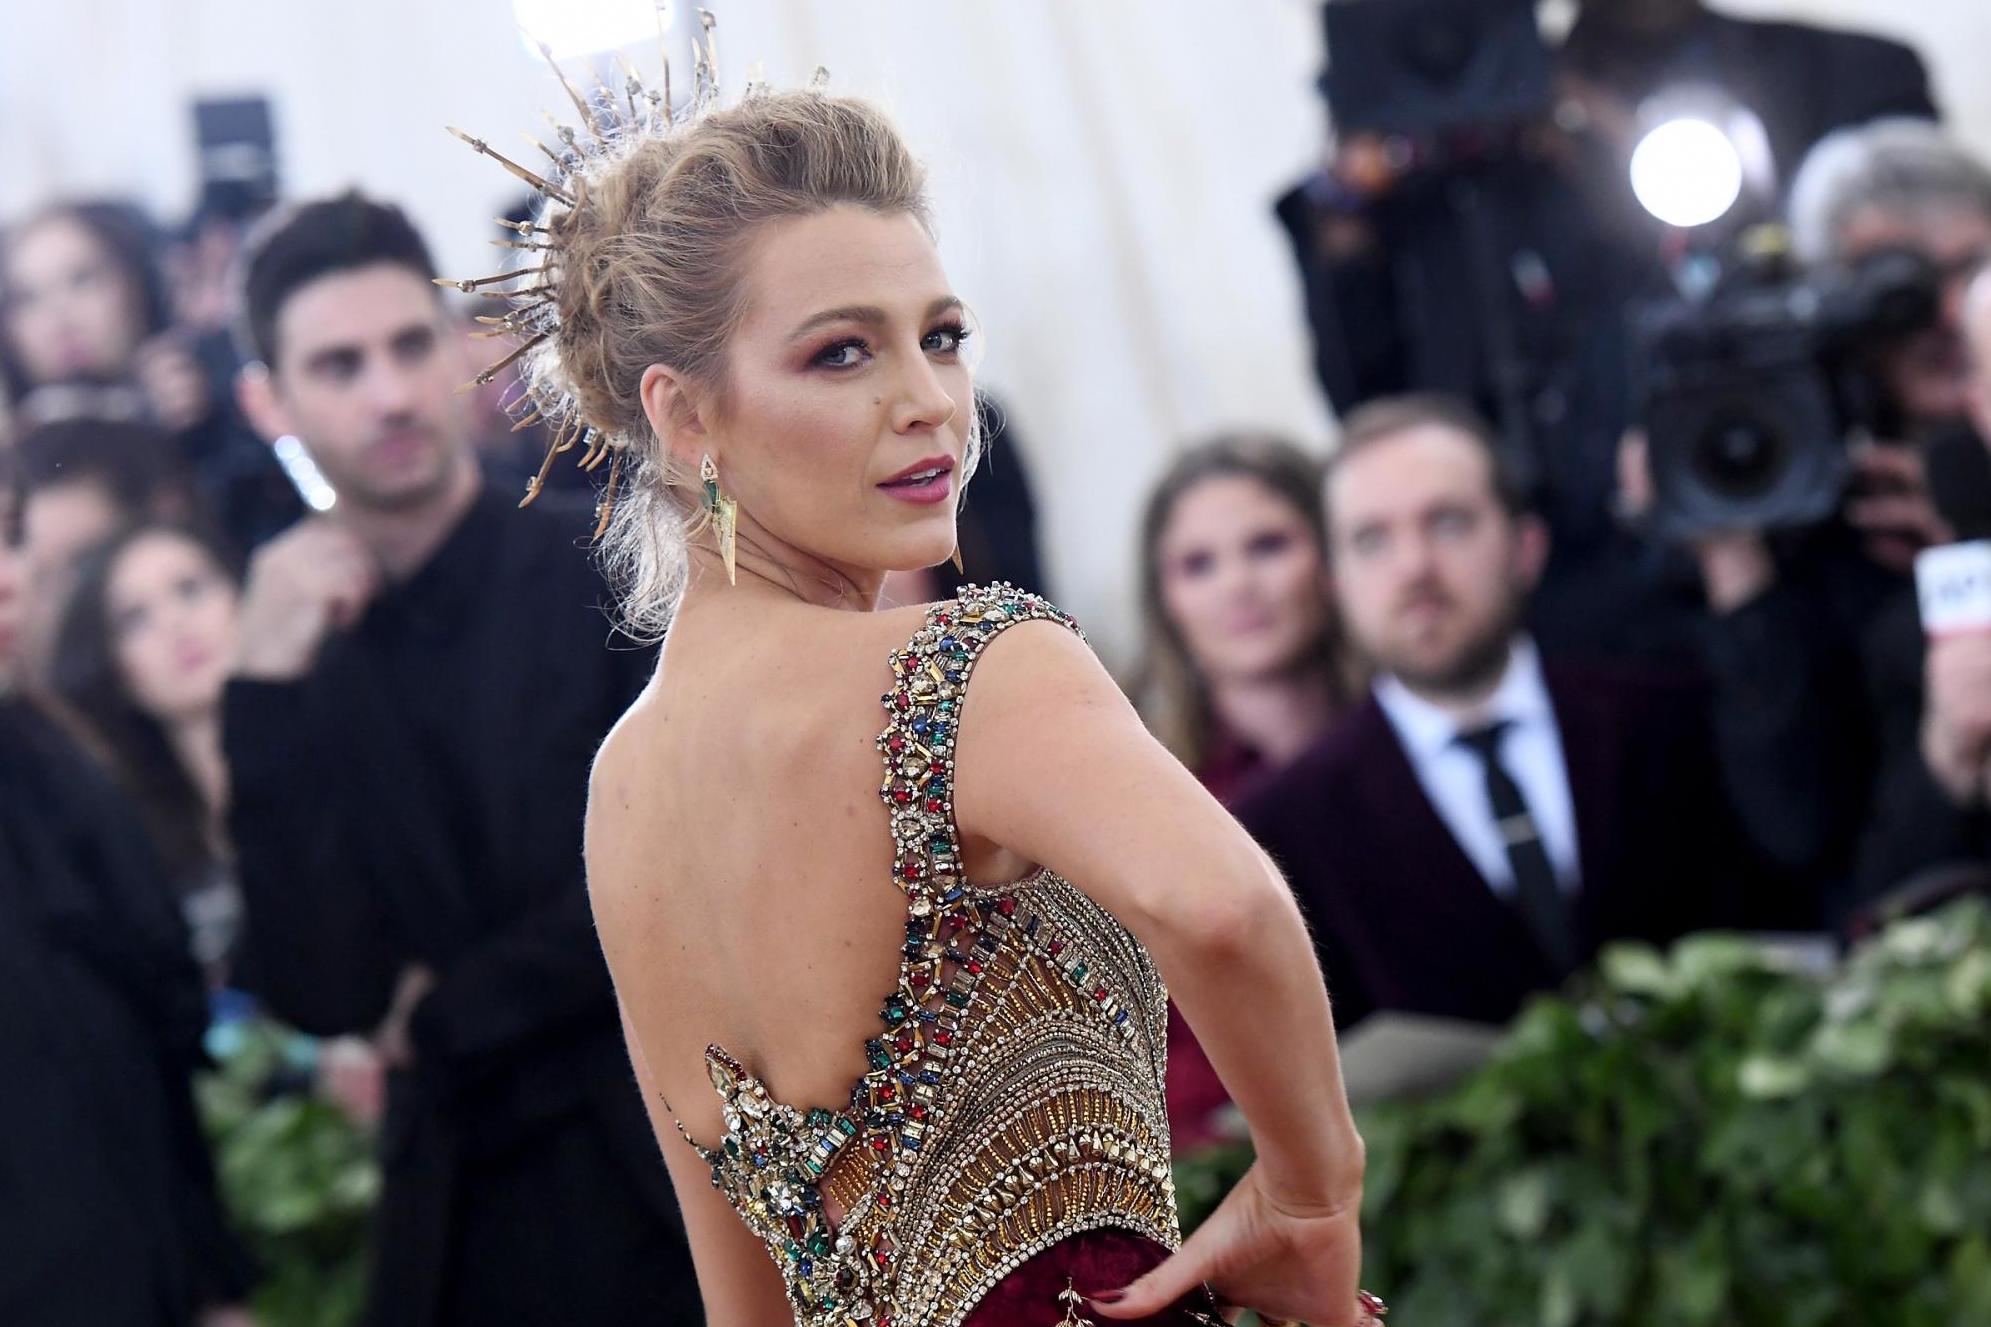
{"left": 1321, "top": 0, "right": 1551, "bottom": 144}
{"left": 1635, "top": 238, "right": 1941, "bottom": 539}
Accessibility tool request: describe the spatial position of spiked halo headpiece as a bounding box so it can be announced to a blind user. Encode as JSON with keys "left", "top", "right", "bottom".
{"left": 442, "top": 9, "right": 819, "bottom": 538}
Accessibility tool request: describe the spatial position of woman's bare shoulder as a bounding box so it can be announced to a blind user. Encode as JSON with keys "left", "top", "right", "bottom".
{"left": 583, "top": 598, "right": 950, "bottom": 881}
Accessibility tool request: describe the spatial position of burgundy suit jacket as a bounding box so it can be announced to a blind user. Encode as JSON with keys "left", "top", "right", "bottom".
{"left": 1235, "top": 662, "right": 1756, "bottom": 1028}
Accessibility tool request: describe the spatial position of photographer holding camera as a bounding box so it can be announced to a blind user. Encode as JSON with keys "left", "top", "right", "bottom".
{"left": 1864, "top": 269, "right": 1991, "bottom": 905}
{"left": 1279, "top": 0, "right": 1938, "bottom": 665}
{"left": 1627, "top": 120, "right": 1991, "bottom": 919}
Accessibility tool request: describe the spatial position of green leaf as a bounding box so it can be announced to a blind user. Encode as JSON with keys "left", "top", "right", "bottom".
{"left": 1496, "top": 1167, "right": 1553, "bottom": 1240}
{"left": 1539, "top": 1260, "right": 1579, "bottom": 1327}
{"left": 1808, "top": 1017, "right": 1892, "bottom": 1077}
{"left": 1600, "top": 942, "right": 1676, "bottom": 999}
{"left": 1736, "top": 1054, "right": 1809, "bottom": 1099}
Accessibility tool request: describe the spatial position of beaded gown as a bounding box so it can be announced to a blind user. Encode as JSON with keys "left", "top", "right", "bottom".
{"left": 672, "top": 586, "right": 1226, "bottom": 1326}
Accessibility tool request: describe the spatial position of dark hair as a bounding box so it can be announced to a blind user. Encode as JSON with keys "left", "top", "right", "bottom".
{"left": 1132, "top": 431, "right": 1348, "bottom": 770}
{"left": 1323, "top": 392, "right": 1534, "bottom": 543}
{"left": 15, "top": 416, "right": 194, "bottom": 518}
{"left": 49, "top": 522, "right": 241, "bottom": 880}
{"left": 235, "top": 189, "right": 438, "bottom": 367}
{"left": 1, "top": 200, "right": 175, "bottom": 404}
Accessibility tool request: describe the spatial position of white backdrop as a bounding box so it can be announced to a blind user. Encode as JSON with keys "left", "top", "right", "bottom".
{"left": 4, "top": 1, "right": 1990, "bottom": 657}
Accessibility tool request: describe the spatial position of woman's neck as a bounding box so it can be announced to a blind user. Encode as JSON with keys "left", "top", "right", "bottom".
{"left": 678, "top": 523, "right": 889, "bottom": 615}
{"left": 1207, "top": 666, "right": 1340, "bottom": 768}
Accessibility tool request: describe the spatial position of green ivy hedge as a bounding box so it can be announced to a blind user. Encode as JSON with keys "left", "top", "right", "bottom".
{"left": 1174, "top": 898, "right": 1991, "bottom": 1327}
{"left": 197, "top": 1018, "right": 377, "bottom": 1327}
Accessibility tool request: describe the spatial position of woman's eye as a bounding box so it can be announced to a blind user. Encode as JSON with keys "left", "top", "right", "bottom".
{"left": 1244, "top": 530, "right": 1294, "bottom": 559}
{"left": 1177, "top": 550, "right": 1215, "bottom": 578}
{"left": 923, "top": 324, "right": 971, "bottom": 355}
{"left": 814, "top": 339, "right": 869, "bottom": 369}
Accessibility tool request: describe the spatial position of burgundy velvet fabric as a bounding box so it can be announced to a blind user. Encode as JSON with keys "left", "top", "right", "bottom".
{"left": 1164, "top": 1000, "right": 1233, "bottom": 1154}
{"left": 959, "top": 1229, "right": 1224, "bottom": 1326}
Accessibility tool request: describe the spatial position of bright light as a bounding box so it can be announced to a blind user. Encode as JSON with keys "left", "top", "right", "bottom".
{"left": 272, "top": 435, "right": 337, "bottom": 512}
{"left": 514, "top": 0, "right": 668, "bottom": 61}
{"left": 1630, "top": 118, "right": 1745, "bottom": 229}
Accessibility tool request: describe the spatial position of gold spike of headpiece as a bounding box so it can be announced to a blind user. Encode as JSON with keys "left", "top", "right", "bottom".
{"left": 660, "top": 36, "right": 674, "bottom": 125}
{"left": 458, "top": 329, "right": 550, "bottom": 389}
{"left": 592, "top": 450, "right": 625, "bottom": 539}
{"left": 434, "top": 268, "right": 536, "bottom": 293}
{"left": 524, "top": 131, "right": 566, "bottom": 172}
{"left": 615, "top": 53, "right": 644, "bottom": 123}
{"left": 466, "top": 284, "right": 552, "bottom": 301}
{"left": 693, "top": 8, "right": 718, "bottom": 100}
{"left": 655, "top": 2, "right": 674, "bottom": 125}
{"left": 449, "top": 11, "right": 815, "bottom": 531}
{"left": 538, "top": 41, "right": 608, "bottom": 142}
{"left": 446, "top": 127, "right": 575, "bottom": 205}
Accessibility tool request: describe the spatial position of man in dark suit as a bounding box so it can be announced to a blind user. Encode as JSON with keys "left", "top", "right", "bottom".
{"left": 222, "top": 193, "right": 700, "bottom": 1324}
{"left": 1237, "top": 394, "right": 1757, "bottom": 1028}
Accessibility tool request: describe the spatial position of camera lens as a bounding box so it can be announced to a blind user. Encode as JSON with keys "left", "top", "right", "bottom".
{"left": 1691, "top": 405, "right": 1791, "bottom": 499}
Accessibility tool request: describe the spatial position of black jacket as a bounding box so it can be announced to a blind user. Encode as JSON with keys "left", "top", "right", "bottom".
{"left": 224, "top": 485, "right": 700, "bottom": 1325}
{"left": 0, "top": 700, "right": 250, "bottom": 1326}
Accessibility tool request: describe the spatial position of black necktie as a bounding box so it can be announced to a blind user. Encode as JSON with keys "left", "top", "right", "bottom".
{"left": 1455, "top": 721, "right": 1580, "bottom": 974}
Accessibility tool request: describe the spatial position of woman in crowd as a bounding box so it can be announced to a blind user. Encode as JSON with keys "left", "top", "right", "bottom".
{"left": 0, "top": 482, "right": 254, "bottom": 1325}
{"left": 0, "top": 201, "right": 205, "bottom": 428}
{"left": 1133, "top": 433, "right": 1356, "bottom": 1151}
{"left": 1135, "top": 433, "right": 1354, "bottom": 803}
{"left": 1, "top": 202, "right": 300, "bottom": 548}
{"left": 51, "top": 522, "right": 245, "bottom": 982}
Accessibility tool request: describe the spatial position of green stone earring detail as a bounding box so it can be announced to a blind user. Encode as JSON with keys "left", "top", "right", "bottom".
{"left": 700, "top": 453, "right": 738, "bottom": 585}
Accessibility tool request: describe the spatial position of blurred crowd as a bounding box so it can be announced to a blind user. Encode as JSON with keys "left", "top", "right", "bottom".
{"left": 5, "top": 1, "right": 1991, "bottom": 1324}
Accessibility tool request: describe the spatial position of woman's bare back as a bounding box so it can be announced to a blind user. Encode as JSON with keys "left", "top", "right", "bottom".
{"left": 587, "top": 592, "right": 1037, "bottom": 1149}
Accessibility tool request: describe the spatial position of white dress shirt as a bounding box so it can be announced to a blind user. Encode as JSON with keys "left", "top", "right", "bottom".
{"left": 1372, "top": 637, "right": 1582, "bottom": 896}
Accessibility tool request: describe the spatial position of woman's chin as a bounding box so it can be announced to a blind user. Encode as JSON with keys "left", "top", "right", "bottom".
{"left": 884, "top": 540, "right": 958, "bottom": 575}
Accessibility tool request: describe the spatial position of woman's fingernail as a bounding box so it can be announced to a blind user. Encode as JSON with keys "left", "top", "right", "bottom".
{"left": 1088, "top": 1289, "right": 1126, "bottom": 1304}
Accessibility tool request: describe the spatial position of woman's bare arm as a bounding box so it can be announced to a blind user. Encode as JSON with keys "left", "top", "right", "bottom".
{"left": 954, "top": 621, "right": 1366, "bottom": 1320}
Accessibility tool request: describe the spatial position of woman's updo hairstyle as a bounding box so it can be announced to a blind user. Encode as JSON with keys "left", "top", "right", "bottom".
{"left": 531, "top": 90, "right": 940, "bottom": 637}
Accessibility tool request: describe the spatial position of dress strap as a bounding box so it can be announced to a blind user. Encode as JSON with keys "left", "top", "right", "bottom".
{"left": 875, "top": 583, "right": 1083, "bottom": 900}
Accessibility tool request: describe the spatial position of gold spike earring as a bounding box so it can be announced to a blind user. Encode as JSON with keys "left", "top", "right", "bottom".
{"left": 700, "top": 454, "right": 738, "bottom": 585}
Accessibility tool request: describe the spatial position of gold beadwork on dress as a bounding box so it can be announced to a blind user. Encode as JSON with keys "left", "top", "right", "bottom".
{"left": 680, "top": 585, "right": 1179, "bottom": 1327}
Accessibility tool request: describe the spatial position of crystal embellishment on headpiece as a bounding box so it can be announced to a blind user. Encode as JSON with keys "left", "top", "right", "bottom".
{"left": 441, "top": 8, "right": 816, "bottom": 537}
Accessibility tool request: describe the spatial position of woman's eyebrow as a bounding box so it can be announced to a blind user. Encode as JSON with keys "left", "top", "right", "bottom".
{"left": 787, "top": 295, "right": 963, "bottom": 342}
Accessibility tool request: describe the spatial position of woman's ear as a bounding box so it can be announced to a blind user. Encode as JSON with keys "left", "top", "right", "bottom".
{"left": 639, "top": 363, "right": 710, "bottom": 469}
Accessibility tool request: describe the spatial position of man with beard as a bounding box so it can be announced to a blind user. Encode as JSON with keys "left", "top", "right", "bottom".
{"left": 1237, "top": 395, "right": 1758, "bottom": 1029}
{"left": 222, "top": 192, "right": 699, "bottom": 1324}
